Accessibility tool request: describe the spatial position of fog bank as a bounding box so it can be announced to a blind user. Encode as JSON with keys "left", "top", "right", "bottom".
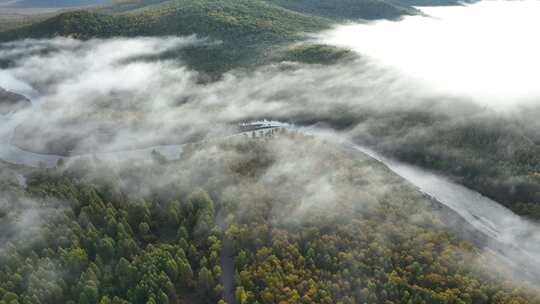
{"left": 322, "top": 0, "right": 540, "bottom": 106}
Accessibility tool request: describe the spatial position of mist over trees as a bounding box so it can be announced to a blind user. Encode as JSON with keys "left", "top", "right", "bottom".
{"left": 1, "top": 133, "right": 539, "bottom": 304}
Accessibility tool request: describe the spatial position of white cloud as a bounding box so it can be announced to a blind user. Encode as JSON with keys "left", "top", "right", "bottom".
{"left": 321, "top": 0, "right": 540, "bottom": 106}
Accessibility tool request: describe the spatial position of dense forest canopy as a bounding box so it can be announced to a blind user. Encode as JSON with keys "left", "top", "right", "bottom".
{"left": 1, "top": 133, "right": 538, "bottom": 304}
{"left": 0, "top": 87, "right": 30, "bottom": 114}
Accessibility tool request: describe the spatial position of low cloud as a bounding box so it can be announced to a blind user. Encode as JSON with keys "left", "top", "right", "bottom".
{"left": 321, "top": 0, "right": 540, "bottom": 107}
{"left": 0, "top": 191, "right": 64, "bottom": 257}
{"left": 0, "top": 36, "right": 496, "bottom": 155}
{"left": 1, "top": 2, "right": 540, "bottom": 291}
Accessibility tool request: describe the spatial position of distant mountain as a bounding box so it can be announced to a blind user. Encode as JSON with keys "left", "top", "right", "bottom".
{"left": 2, "top": 0, "right": 110, "bottom": 7}
{"left": 0, "top": 87, "right": 30, "bottom": 114}
{"left": 390, "top": 0, "right": 478, "bottom": 6}
{"left": 95, "top": 0, "right": 418, "bottom": 18}
{"left": 0, "top": 0, "right": 328, "bottom": 41}
{"left": 94, "top": 0, "right": 169, "bottom": 13}
{"left": 265, "top": 0, "right": 418, "bottom": 20}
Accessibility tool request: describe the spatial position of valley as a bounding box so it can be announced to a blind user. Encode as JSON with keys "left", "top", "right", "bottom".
{"left": 1, "top": 1, "right": 540, "bottom": 304}
{"left": 2, "top": 102, "right": 540, "bottom": 289}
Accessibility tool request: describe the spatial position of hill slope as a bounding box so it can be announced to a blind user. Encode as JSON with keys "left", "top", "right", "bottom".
{"left": 0, "top": 0, "right": 333, "bottom": 71}
{"left": 0, "top": 0, "right": 419, "bottom": 72}
{"left": 390, "top": 0, "right": 478, "bottom": 6}
{"left": 265, "top": 0, "right": 417, "bottom": 20}
{"left": 1, "top": 133, "right": 539, "bottom": 303}
{"left": 0, "top": 0, "right": 327, "bottom": 41}
{"left": 94, "top": 0, "right": 169, "bottom": 13}
{"left": 96, "top": 0, "right": 417, "bottom": 19}
{"left": 3, "top": 0, "right": 109, "bottom": 7}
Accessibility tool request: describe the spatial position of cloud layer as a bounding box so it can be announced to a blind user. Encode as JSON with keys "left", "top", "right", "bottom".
{"left": 322, "top": 0, "right": 540, "bottom": 106}
{"left": 0, "top": 36, "right": 433, "bottom": 154}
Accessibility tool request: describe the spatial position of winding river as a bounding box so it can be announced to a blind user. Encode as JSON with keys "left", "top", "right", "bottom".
{"left": 0, "top": 112, "right": 187, "bottom": 167}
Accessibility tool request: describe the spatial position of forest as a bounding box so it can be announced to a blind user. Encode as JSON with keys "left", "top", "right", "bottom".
{"left": 1, "top": 132, "right": 538, "bottom": 304}
{"left": 1, "top": 0, "right": 540, "bottom": 303}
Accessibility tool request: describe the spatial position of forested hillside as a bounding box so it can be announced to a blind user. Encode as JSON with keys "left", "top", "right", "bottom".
{"left": 2, "top": 0, "right": 109, "bottom": 8}
{"left": 95, "top": 0, "right": 169, "bottom": 13}
{"left": 0, "top": 0, "right": 417, "bottom": 72}
{"left": 264, "top": 0, "right": 417, "bottom": 20}
{"left": 0, "top": 0, "right": 331, "bottom": 72}
{"left": 1, "top": 1, "right": 540, "bottom": 303}
{"left": 0, "top": 132, "right": 538, "bottom": 304}
{"left": 389, "top": 0, "right": 478, "bottom": 6}
{"left": 0, "top": 87, "right": 30, "bottom": 114}
{"left": 0, "top": 0, "right": 327, "bottom": 41}
{"left": 347, "top": 111, "right": 540, "bottom": 221}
